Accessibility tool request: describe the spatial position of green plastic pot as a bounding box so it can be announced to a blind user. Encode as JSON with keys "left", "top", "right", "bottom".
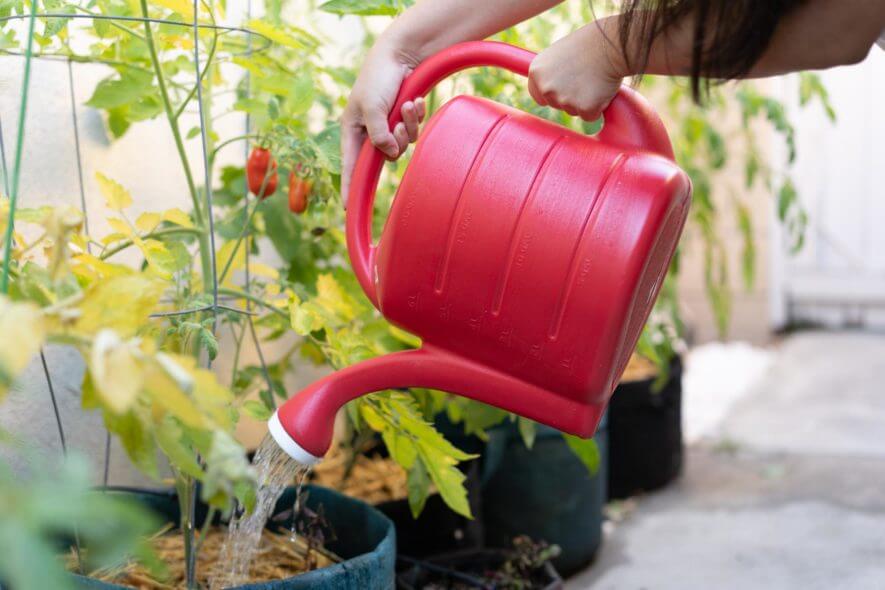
{"left": 479, "top": 416, "right": 608, "bottom": 577}
{"left": 71, "top": 484, "right": 395, "bottom": 589}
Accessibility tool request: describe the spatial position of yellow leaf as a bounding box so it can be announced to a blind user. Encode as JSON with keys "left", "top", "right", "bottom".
{"left": 140, "top": 239, "right": 175, "bottom": 278}
{"left": 76, "top": 275, "right": 166, "bottom": 337}
{"left": 0, "top": 297, "right": 46, "bottom": 398}
{"left": 288, "top": 294, "right": 323, "bottom": 336}
{"left": 71, "top": 253, "right": 132, "bottom": 282}
{"left": 316, "top": 273, "right": 355, "bottom": 320}
{"left": 192, "top": 368, "right": 234, "bottom": 428}
{"left": 247, "top": 262, "right": 278, "bottom": 280}
{"left": 71, "top": 233, "right": 89, "bottom": 252}
{"left": 95, "top": 172, "right": 133, "bottom": 210}
{"left": 89, "top": 329, "right": 142, "bottom": 414}
{"left": 153, "top": 381, "right": 205, "bottom": 428}
{"left": 151, "top": 0, "right": 194, "bottom": 19}
{"left": 162, "top": 208, "right": 194, "bottom": 228}
{"left": 143, "top": 363, "right": 205, "bottom": 428}
{"left": 107, "top": 217, "right": 133, "bottom": 237}
{"left": 216, "top": 240, "right": 245, "bottom": 283}
{"left": 360, "top": 403, "right": 387, "bottom": 432}
{"left": 245, "top": 19, "right": 304, "bottom": 49}
{"left": 101, "top": 232, "right": 130, "bottom": 246}
{"left": 135, "top": 212, "right": 162, "bottom": 233}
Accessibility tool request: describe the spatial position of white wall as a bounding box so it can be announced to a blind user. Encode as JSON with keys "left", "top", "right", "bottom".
{"left": 770, "top": 48, "right": 885, "bottom": 330}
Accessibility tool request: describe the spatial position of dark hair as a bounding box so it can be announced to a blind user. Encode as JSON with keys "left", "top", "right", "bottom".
{"left": 616, "top": 0, "right": 804, "bottom": 100}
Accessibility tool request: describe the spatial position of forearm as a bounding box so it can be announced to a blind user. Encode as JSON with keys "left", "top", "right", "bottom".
{"left": 380, "top": 0, "right": 563, "bottom": 63}
{"left": 614, "top": 0, "right": 885, "bottom": 78}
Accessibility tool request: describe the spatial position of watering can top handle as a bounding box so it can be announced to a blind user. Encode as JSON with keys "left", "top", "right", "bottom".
{"left": 346, "top": 40, "right": 675, "bottom": 307}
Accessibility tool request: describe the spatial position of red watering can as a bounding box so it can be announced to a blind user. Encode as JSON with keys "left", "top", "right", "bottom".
{"left": 269, "top": 41, "right": 691, "bottom": 465}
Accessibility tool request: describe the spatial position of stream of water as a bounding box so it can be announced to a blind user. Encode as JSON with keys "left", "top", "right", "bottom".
{"left": 210, "top": 435, "right": 310, "bottom": 589}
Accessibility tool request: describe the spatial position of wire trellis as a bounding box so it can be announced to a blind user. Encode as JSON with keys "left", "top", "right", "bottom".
{"left": 0, "top": 4, "right": 278, "bottom": 500}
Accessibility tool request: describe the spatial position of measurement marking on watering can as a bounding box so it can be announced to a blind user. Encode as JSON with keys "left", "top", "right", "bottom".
{"left": 491, "top": 136, "right": 566, "bottom": 315}
{"left": 399, "top": 194, "right": 416, "bottom": 230}
{"left": 434, "top": 114, "right": 509, "bottom": 295}
{"left": 548, "top": 154, "right": 628, "bottom": 341}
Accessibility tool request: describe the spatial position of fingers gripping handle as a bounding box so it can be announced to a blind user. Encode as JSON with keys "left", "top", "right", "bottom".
{"left": 346, "top": 41, "right": 674, "bottom": 307}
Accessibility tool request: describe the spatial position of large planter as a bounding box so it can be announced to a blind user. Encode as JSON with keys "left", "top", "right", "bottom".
{"left": 607, "top": 356, "right": 683, "bottom": 500}
{"left": 72, "top": 484, "right": 395, "bottom": 589}
{"left": 372, "top": 413, "right": 485, "bottom": 559}
{"left": 376, "top": 459, "right": 484, "bottom": 558}
{"left": 479, "top": 417, "right": 608, "bottom": 577}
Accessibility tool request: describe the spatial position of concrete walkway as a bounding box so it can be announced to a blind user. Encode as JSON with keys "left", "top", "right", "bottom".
{"left": 569, "top": 331, "right": 885, "bottom": 590}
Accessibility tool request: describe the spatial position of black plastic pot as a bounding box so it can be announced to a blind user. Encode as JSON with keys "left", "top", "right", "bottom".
{"left": 396, "top": 549, "right": 563, "bottom": 590}
{"left": 479, "top": 417, "right": 608, "bottom": 577}
{"left": 72, "top": 484, "right": 396, "bottom": 589}
{"left": 607, "top": 356, "right": 683, "bottom": 500}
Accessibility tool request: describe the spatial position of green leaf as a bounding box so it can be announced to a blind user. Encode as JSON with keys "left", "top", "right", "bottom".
{"left": 199, "top": 327, "right": 219, "bottom": 361}
{"left": 201, "top": 431, "right": 256, "bottom": 514}
{"left": 104, "top": 408, "right": 159, "bottom": 478}
{"left": 388, "top": 325, "right": 420, "bottom": 348}
{"left": 564, "top": 434, "right": 600, "bottom": 475}
{"left": 736, "top": 202, "right": 755, "bottom": 291}
{"left": 242, "top": 399, "right": 272, "bottom": 421}
{"left": 106, "top": 106, "right": 132, "bottom": 139}
{"left": 406, "top": 460, "right": 430, "bottom": 518}
{"left": 287, "top": 71, "right": 315, "bottom": 116}
{"left": 86, "top": 72, "right": 153, "bottom": 110}
{"left": 0, "top": 453, "right": 158, "bottom": 590}
{"left": 313, "top": 124, "right": 342, "bottom": 174}
{"left": 777, "top": 179, "right": 797, "bottom": 222}
{"left": 319, "top": 0, "right": 408, "bottom": 16}
{"left": 517, "top": 417, "right": 536, "bottom": 450}
{"left": 155, "top": 418, "right": 204, "bottom": 479}
{"left": 417, "top": 448, "right": 472, "bottom": 518}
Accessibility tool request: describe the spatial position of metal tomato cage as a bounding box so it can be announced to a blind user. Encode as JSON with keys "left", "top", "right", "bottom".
{"left": 0, "top": 3, "right": 276, "bottom": 491}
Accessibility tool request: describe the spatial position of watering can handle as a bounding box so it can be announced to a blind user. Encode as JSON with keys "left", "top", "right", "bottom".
{"left": 347, "top": 40, "right": 674, "bottom": 307}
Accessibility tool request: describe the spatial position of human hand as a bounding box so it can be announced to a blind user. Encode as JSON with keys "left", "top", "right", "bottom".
{"left": 528, "top": 23, "right": 626, "bottom": 122}
{"left": 340, "top": 40, "right": 427, "bottom": 208}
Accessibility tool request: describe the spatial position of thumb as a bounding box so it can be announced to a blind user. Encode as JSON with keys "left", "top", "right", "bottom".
{"left": 527, "top": 74, "right": 548, "bottom": 107}
{"left": 340, "top": 121, "right": 364, "bottom": 209}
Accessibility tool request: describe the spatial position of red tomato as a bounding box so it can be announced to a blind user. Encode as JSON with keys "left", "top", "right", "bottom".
{"left": 288, "top": 173, "right": 312, "bottom": 214}
{"left": 246, "top": 147, "right": 278, "bottom": 199}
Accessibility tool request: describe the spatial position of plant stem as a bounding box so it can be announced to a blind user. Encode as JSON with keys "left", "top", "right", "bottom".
{"left": 217, "top": 199, "right": 260, "bottom": 284}
{"left": 0, "top": 1, "right": 37, "bottom": 294}
{"left": 99, "top": 226, "right": 202, "bottom": 260}
{"left": 195, "top": 506, "right": 218, "bottom": 556}
{"left": 138, "top": 0, "right": 212, "bottom": 292}
{"left": 172, "top": 27, "right": 219, "bottom": 121}
{"left": 175, "top": 474, "right": 199, "bottom": 590}
{"left": 218, "top": 286, "right": 287, "bottom": 318}
{"left": 209, "top": 133, "right": 259, "bottom": 167}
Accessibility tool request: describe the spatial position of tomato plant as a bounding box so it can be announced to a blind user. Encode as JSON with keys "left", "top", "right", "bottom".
{"left": 0, "top": 0, "right": 833, "bottom": 586}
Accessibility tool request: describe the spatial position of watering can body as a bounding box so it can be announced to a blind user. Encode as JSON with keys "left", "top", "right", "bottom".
{"left": 269, "top": 42, "right": 691, "bottom": 465}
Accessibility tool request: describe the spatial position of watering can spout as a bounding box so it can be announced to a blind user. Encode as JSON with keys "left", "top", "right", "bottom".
{"left": 268, "top": 346, "right": 606, "bottom": 464}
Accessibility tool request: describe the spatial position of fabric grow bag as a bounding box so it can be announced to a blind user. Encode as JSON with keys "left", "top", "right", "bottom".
{"left": 479, "top": 416, "right": 608, "bottom": 577}
{"left": 607, "top": 356, "right": 683, "bottom": 499}
{"left": 72, "top": 484, "right": 395, "bottom": 589}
